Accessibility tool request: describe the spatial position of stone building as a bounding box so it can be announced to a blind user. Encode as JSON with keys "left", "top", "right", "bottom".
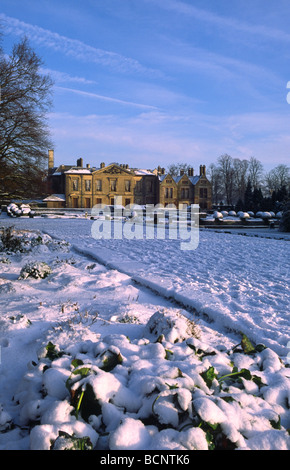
{"left": 158, "top": 165, "right": 212, "bottom": 210}
{"left": 46, "top": 150, "right": 212, "bottom": 210}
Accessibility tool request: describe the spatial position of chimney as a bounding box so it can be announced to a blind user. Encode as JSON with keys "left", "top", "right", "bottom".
{"left": 86, "top": 163, "right": 90, "bottom": 169}
{"left": 161, "top": 168, "right": 165, "bottom": 174}
{"left": 77, "top": 158, "right": 83, "bottom": 167}
{"left": 188, "top": 168, "right": 194, "bottom": 176}
{"left": 48, "top": 149, "right": 54, "bottom": 169}
{"left": 100, "top": 162, "right": 105, "bottom": 168}
{"left": 199, "top": 165, "right": 206, "bottom": 177}
{"left": 180, "top": 169, "right": 184, "bottom": 176}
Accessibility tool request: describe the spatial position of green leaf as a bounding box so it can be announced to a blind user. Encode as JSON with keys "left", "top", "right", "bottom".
{"left": 201, "top": 366, "right": 217, "bottom": 388}
{"left": 241, "top": 334, "right": 255, "bottom": 354}
{"left": 218, "top": 368, "right": 252, "bottom": 383}
{"left": 100, "top": 350, "right": 123, "bottom": 372}
{"left": 71, "top": 367, "right": 91, "bottom": 378}
{"left": 270, "top": 416, "right": 281, "bottom": 430}
{"left": 255, "top": 344, "right": 267, "bottom": 353}
{"left": 165, "top": 349, "right": 174, "bottom": 360}
{"left": 71, "top": 359, "right": 84, "bottom": 368}
{"left": 45, "top": 341, "right": 63, "bottom": 361}
{"left": 51, "top": 431, "right": 93, "bottom": 450}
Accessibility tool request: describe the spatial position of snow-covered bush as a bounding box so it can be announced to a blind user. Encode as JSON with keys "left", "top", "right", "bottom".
{"left": 19, "top": 261, "right": 52, "bottom": 280}
{"left": 213, "top": 211, "right": 223, "bottom": 220}
{"left": 143, "top": 309, "right": 200, "bottom": 343}
{"left": 0, "top": 226, "right": 24, "bottom": 253}
{"left": 228, "top": 211, "right": 236, "bottom": 217}
{"left": 239, "top": 212, "right": 250, "bottom": 221}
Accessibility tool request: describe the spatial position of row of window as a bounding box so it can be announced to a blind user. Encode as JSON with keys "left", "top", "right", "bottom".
{"left": 164, "top": 187, "right": 208, "bottom": 199}
{"left": 72, "top": 179, "right": 132, "bottom": 192}
{"left": 71, "top": 179, "right": 208, "bottom": 199}
{"left": 72, "top": 179, "right": 156, "bottom": 193}
{"left": 71, "top": 197, "right": 132, "bottom": 208}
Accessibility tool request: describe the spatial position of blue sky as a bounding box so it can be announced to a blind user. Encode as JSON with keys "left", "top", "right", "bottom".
{"left": 1, "top": 0, "right": 290, "bottom": 172}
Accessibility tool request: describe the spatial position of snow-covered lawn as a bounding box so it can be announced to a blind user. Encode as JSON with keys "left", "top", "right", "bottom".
{"left": 0, "top": 215, "right": 289, "bottom": 450}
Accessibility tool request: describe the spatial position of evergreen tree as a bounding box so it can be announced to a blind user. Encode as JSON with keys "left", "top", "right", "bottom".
{"left": 244, "top": 181, "right": 253, "bottom": 211}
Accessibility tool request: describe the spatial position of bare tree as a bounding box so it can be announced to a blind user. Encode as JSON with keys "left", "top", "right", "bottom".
{"left": 0, "top": 36, "right": 53, "bottom": 198}
{"left": 247, "top": 157, "right": 264, "bottom": 189}
{"left": 167, "top": 163, "right": 191, "bottom": 176}
{"left": 208, "top": 163, "right": 222, "bottom": 205}
{"left": 217, "top": 154, "right": 235, "bottom": 205}
{"left": 232, "top": 158, "right": 249, "bottom": 203}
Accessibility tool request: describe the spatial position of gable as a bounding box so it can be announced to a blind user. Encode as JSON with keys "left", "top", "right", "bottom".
{"left": 93, "top": 163, "right": 132, "bottom": 176}
{"left": 160, "top": 174, "right": 177, "bottom": 186}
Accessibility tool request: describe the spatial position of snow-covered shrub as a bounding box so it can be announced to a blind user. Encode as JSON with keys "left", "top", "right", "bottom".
{"left": 228, "top": 211, "right": 236, "bottom": 217}
{"left": 0, "top": 226, "right": 24, "bottom": 253}
{"left": 213, "top": 211, "right": 223, "bottom": 220}
{"left": 19, "top": 261, "right": 52, "bottom": 280}
{"left": 239, "top": 212, "right": 250, "bottom": 221}
{"left": 143, "top": 309, "right": 200, "bottom": 343}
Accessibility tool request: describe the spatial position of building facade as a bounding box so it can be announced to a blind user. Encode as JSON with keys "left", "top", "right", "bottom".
{"left": 46, "top": 151, "right": 212, "bottom": 210}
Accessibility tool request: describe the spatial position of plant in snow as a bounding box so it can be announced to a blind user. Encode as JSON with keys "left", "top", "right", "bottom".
{"left": 7, "top": 311, "right": 290, "bottom": 451}
{"left": 0, "top": 226, "right": 24, "bottom": 253}
{"left": 18, "top": 261, "right": 52, "bottom": 280}
{"left": 143, "top": 309, "right": 200, "bottom": 343}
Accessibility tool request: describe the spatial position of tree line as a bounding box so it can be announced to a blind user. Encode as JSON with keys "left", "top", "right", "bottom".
{"left": 208, "top": 154, "right": 289, "bottom": 212}
{"left": 168, "top": 156, "right": 289, "bottom": 213}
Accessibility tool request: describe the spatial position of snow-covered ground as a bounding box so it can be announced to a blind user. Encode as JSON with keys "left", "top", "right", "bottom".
{"left": 0, "top": 214, "right": 289, "bottom": 451}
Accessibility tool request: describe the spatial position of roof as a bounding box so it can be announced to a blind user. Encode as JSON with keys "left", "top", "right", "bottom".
{"left": 159, "top": 173, "right": 201, "bottom": 185}
{"left": 133, "top": 169, "right": 155, "bottom": 176}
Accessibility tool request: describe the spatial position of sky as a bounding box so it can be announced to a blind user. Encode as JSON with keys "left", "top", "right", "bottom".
{"left": 1, "top": 0, "right": 290, "bottom": 172}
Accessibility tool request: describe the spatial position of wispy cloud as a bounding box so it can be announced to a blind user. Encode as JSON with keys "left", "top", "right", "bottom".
{"left": 40, "top": 68, "right": 97, "bottom": 85}
{"left": 0, "top": 13, "right": 160, "bottom": 77}
{"left": 55, "top": 86, "right": 158, "bottom": 110}
{"left": 149, "top": 0, "right": 290, "bottom": 43}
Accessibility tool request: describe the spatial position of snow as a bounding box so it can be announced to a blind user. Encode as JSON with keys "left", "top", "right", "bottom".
{"left": 0, "top": 214, "right": 289, "bottom": 451}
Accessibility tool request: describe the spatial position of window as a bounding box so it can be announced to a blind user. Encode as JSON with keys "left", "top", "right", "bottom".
{"left": 85, "top": 180, "right": 91, "bottom": 191}
{"left": 165, "top": 187, "right": 173, "bottom": 198}
{"left": 125, "top": 180, "right": 131, "bottom": 192}
{"left": 72, "top": 179, "right": 78, "bottom": 191}
{"left": 181, "top": 188, "right": 189, "bottom": 199}
{"left": 110, "top": 179, "right": 117, "bottom": 191}
{"left": 200, "top": 188, "right": 208, "bottom": 198}
{"left": 96, "top": 198, "right": 102, "bottom": 205}
{"left": 125, "top": 198, "right": 131, "bottom": 206}
{"left": 96, "top": 179, "right": 102, "bottom": 191}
